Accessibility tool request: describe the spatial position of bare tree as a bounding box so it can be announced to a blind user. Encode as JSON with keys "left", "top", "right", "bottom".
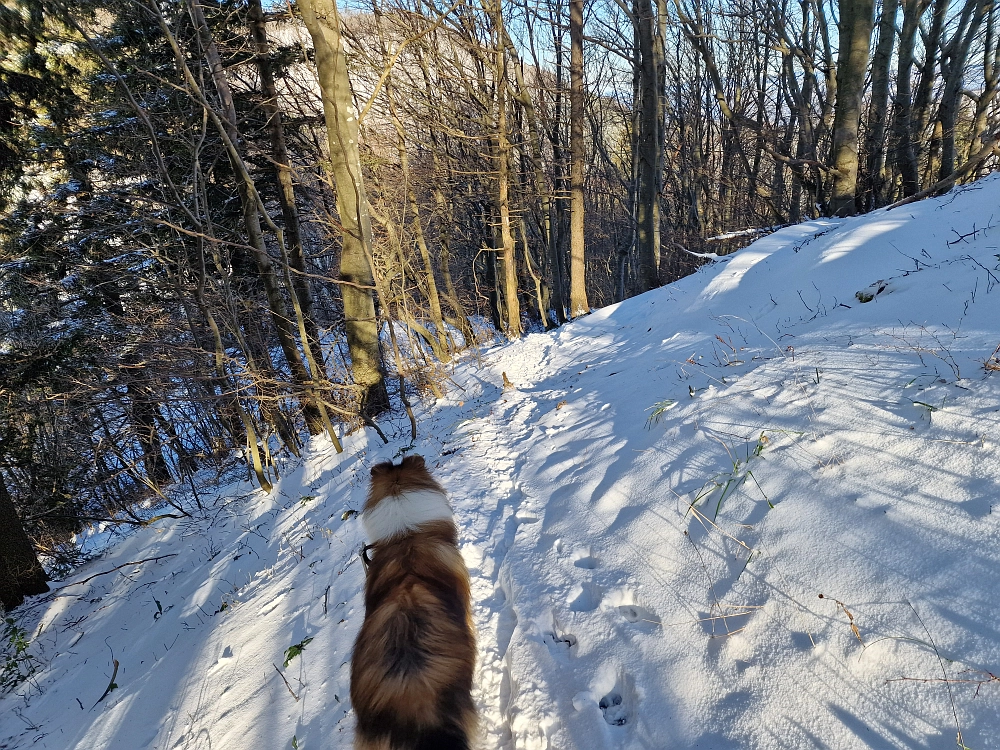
{"left": 861, "top": 0, "right": 899, "bottom": 208}
{"left": 569, "top": 0, "right": 590, "bottom": 314}
{"left": 828, "top": 0, "right": 875, "bottom": 216}
{"left": 298, "top": 0, "right": 390, "bottom": 416}
{"left": 635, "top": 0, "right": 662, "bottom": 290}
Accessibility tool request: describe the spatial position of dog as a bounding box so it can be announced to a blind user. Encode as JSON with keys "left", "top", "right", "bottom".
{"left": 350, "top": 455, "right": 477, "bottom": 750}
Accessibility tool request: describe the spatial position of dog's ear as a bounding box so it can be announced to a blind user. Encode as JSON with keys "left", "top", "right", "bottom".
{"left": 370, "top": 461, "right": 395, "bottom": 479}
{"left": 400, "top": 454, "right": 426, "bottom": 470}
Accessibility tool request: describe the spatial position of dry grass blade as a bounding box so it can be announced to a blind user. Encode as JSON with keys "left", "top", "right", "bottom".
{"left": 819, "top": 594, "right": 863, "bottom": 645}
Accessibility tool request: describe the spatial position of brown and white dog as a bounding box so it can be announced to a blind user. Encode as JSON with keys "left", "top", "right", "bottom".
{"left": 350, "top": 455, "right": 477, "bottom": 750}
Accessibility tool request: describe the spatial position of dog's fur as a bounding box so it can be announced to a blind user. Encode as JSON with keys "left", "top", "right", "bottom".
{"left": 351, "top": 455, "right": 477, "bottom": 750}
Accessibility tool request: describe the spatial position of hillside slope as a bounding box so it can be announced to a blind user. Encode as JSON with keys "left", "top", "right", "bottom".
{"left": 3, "top": 177, "right": 1000, "bottom": 750}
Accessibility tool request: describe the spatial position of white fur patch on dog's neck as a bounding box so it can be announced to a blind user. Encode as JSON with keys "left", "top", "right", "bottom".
{"left": 363, "top": 489, "right": 453, "bottom": 544}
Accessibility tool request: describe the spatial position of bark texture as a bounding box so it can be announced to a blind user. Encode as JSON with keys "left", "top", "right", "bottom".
{"left": 298, "top": 0, "right": 389, "bottom": 416}
{"left": 861, "top": 0, "right": 899, "bottom": 209}
{"left": 828, "top": 0, "right": 875, "bottom": 216}
{"left": 568, "top": 0, "right": 589, "bottom": 316}
{"left": 635, "top": 0, "right": 661, "bottom": 290}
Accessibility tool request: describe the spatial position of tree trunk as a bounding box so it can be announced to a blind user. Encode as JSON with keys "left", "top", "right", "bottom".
{"left": 0, "top": 478, "right": 49, "bottom": 612}
{"left": 969, "top": 2, "right": 999, "bottom": 163}
{"left": 414, "top": 44, "right": 474, "bottom": 339}
{"left": 127, "top": 381, "right": 173, "bottom": 488}
{"left": 484, "top": 234, "right": 504, "bottom": 331}
{"left": 828, "top": 0, "right": 875, "bottom": 216}
{"left": 491, "top": 5, "right": 522, "bottom": 338}
{"left": 937, "top": 0, "right": 989, "bottom": 182}
{"left": 247, "top": 0, "right": 324, "bottom": 370}
{"left": 913, "top": 0, "right": 948, "bottom": 145}
{"left": 183, "top": 1, "right": 325, "bottom": 433}
{"left": 635, "top": 0, "right": 661, "bottom": 290}
{"left": 568, "top": 0, "right": 589, "bottom": 316}
{"left": 503, "top": 34, "right": 558, "bottom": 328}
{"left": 861, "top": 0, "right": 899, "bottom": 209}
{"left": 813, "top": 0, "right": 838, "bottom": 147}
{"left": 890, "top": 0, "right": 927, "bottom": 196}
{"left": 384, "top": 74, "right": 449, "bottom": 357}
{"left": 549, "top": 19, "right": 569, "bottom": 323}
{"left": 298, "top": 0, "right": 389, "bottom": 417}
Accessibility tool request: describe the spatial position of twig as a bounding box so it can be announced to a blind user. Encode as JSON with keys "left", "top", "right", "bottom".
{"left": 886, "top": 670, "right": 1000, "bottom": 698}
{"left": 93, "top": 659, "right": 119, "bottom": 708}
{"left": 273, "top": 663, "right": 300, "bottom": 701}
{"left": 358, "top": 0, "right": 464, "bottom": 123}
{"left": 964, "top": 255, "right": 1000, "bottom": 290}
{"left": 985, "top": 341, "right": 1000, "bottom": 372}
{"left": 58, "top": 555, "right": 178, "bottom": 588}
{"left": 905, "top": 600, "right": 966, "bottom": 748}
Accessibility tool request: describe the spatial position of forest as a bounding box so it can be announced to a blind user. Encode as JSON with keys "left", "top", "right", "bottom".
{"left": 1, "top": 0, "right": 998, "bottom": 610}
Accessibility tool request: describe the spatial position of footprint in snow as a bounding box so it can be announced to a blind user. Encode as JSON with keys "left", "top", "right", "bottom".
{"left": 568, "top": 582, "right": 603, "bottom": 612}
{"left": 543, "top": 629, "right": 578, "bottom": 654}
{"left": 571, "top": 549, "right": 599, "bottom": 569}
{"left": 617, "top": 604, "right": 661, "bottom": 630}
{"left": 599, "top": 691, "right": 627, "bottom": 726}
{"left": 595, "top": 672, "right": 636, "bottom": 727}
{"left": 606, "top": 588, "right": 660, "bottom": 630}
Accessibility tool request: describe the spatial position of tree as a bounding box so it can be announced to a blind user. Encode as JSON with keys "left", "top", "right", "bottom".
{"left": 936, "top": 0, "right": 990, "bottom": 182}
{"left": 861, "top": 0, "right": 899, "bottom": 209}
{"left": 297, "top": 0, "right": 389, "bottom": 416}
{"left": 490, "top": 0, "right": 523, "bottom": 338}
{"left": 0, "top": 478, "right": 49, "bottom": 612}
{"left": 568, "top": 0, "right": 589, "bottom": 315}
{"left": 634, "top": 0, "right": 662, "bottom": 290}
{"left": 248, "top": 0, "right": 324, "bottom": 368}
{"left": 828, "top": 0, "right": 875, "bottom": 216}
{"left": 889, "top": 0, "right": 929, "bottom": 197}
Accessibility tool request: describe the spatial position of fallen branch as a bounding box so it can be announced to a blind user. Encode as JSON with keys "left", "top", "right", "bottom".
{"left": 887, "top": 669, "right": 1000, "bottom": 698}
{"left": 985, "top": 342, "right": 1000, "bottom": 372}
{"left": 888, "top": 131, "right": 1000, "bottom": 210}
{"left": 59, "top": 555, "right": 179, "bottom": 589}
{"left": 93, "top": 659, "right": 119, "bottom": 708}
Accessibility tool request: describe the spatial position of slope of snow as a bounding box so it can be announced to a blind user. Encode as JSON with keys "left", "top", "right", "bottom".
{"left": 4, "top": 177, "right": 1000, "bottom": 750}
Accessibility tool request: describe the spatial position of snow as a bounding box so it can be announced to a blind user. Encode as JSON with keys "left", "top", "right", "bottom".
{"left": 5, "top": 176, "right": 1000, "bottom": 749}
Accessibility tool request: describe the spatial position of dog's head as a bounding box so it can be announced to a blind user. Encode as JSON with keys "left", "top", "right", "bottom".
{"left": 367, "top": 455, "right": 442, "bottom": 506}
{"left": 363, "top": 455, "right": 452, "bottom": 543}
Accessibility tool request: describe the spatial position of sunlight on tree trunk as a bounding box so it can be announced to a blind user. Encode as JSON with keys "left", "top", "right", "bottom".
{"left": 829, "top": 0, "right": 875, "bottom": 216}
{"left": 568, "top": 0, "right": 589, "bottom": 317}
{"left": 298, "top": 0, "right": 389, "bottom": 417}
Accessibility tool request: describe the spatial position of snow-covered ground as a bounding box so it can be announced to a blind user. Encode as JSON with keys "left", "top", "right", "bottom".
{"left": 4, "top": 176, "right": 1000, "bottom": 750}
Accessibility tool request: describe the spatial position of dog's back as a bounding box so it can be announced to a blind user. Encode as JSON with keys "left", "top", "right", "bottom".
{"left": 351, "top": 456, "right": 476, "bottom": 750}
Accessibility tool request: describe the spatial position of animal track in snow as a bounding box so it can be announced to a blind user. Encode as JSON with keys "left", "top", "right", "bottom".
{"left": 606, "top": 588, "right": 660, "bottom": 629}
{"left": 543, "top": 630, "right": 578, "bottom": 652}
{"left": 571, "top": 548, "right": 599, "bottom": 569}
{"left": 617, "top": 605, "right": 661, "bottom": 629}
{"left": 596, "top": 670, "right": 637, "bottom": 727}
{"left": 599, "top": 691, "right": 627, "bottom": 726}
{"left": 567, "top": 582, "right": 603, "bottom": 611}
